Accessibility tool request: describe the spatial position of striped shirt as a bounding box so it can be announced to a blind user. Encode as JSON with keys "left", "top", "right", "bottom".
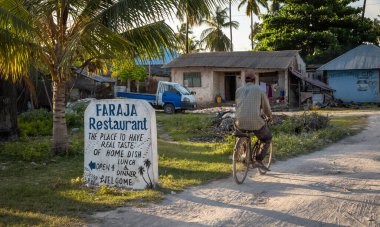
{"left": 235, "top": 83, "right": 272, "bottom": 131}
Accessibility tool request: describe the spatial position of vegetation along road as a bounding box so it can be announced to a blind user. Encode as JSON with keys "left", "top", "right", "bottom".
{"left": 91, "top": 115, "right": 380, "bottom": 226}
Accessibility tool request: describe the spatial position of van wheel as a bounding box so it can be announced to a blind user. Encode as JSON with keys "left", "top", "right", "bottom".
{"left": 163, "top": 104, "right": 175, "bottom": 114}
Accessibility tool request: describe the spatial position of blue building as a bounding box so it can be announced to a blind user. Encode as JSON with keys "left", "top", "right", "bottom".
{"left": 318, "top": 44, "right": 380, "bottom": 103}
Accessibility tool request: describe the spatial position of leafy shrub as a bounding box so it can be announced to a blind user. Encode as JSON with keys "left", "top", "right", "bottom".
{"left": 0, "top": 140, "right": 51, "bottom": 161}
{"left": 68, "top": 139, "right": 84, "bottom": 155}
{"left": 18, "top": 109, "right": 53, "bottom": 138}
{"left": 66, "top": 112, "right": 84, "bottom": 129}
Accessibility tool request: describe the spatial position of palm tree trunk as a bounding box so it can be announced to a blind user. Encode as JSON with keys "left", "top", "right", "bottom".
{"left": 362, "top": 0, "right": 367, "bottom": 19}
{"left": 52, "top": 79, "right": 68, "bottom": 155}
{"left": 251, "top": 11, "right": 254, "bottom": 50}
{"left": 186, "top": 15, "right": 189, "bottom": 54}
{"left": 229, "top": 0, "right": 233, "bottom": 52}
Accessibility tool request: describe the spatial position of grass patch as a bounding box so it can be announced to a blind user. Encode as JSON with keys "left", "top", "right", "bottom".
{"left": 156, "top": 113, "right": 213, "bottom": 141}
{"left": 272, "top": 115, "right": 368, "bottom": 160}
{"left": 0, "top": 112, "right": 368, "bottom": 226}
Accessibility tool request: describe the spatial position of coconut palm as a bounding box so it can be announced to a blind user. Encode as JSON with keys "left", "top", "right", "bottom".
{"left": 175, "top": 24, "right": 201, "bottom": 54}
{"left": 138, "top": 166, "right": 149, "bottom": 186}
{"left": 143, "top": 159, "right": 153, "bottom": 188}
{"left": 176, "top": 0, "right": 223, "bottom": 53}
{"left": 0, "top": 0, "right": 178, "bottom": 155}
{"left": 200, "top": 6, "right": 239, "bottom": 52}
{"left": 238, "top": 0, "right": 268, "bottom": 49}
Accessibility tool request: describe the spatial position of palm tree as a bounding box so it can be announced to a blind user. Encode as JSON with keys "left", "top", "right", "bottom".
{"left": 250, "top": 22, "right": 262, "bottom": 49}
{"left": 176, "top": 0, "right": 222, "bottom": 53}
{"left": 175, "top": 24, "right": 201, "bottom": 54}
{"left": 0, "top": 0, "right": 178, "bottom": 155}
{"left": 201, "top": 7, "right": 239, "bottom": 51}
{"left": 138, "top": 166, "right": 149, "bottom": 186}
{"left": 143, "top": 159, "right": 153, "bottom": 188}
{"left": 238, "top": 0, "right": 268, "bottom": 49}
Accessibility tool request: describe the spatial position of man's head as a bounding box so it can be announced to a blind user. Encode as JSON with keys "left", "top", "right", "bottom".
{"left": 245, "top": 71, "right": 256, "bottom": 83}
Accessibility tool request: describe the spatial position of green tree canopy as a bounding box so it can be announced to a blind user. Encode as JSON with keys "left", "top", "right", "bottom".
{"left": 255, "top": 0, "right": 379, "bottom": 63}
{"left": 201, "top": 6, "right": 239, "bottom": 51}
{"left": 0, "top": 0, "right": 179, "bottom": 154}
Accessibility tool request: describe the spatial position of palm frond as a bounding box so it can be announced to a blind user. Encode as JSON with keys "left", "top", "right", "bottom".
{"left": 121, "top": 21, "right": 177, "bottom": 60}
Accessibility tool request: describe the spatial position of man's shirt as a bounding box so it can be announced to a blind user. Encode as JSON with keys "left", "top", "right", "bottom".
{"left": 235, "top": 82, "right": 272, "bottom": 131}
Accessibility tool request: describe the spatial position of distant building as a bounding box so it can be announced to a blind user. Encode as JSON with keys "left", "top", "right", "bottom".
{"left": 318, "top": 44, "right": 380, "bottom": 103}
{"left": 70, "top": 68, "right": 116, "bottom": 101}
{"left": 136, "top": 50, "right": 179, "bottom": 82}
{"left": 164, "top": 51, "right": 332, "bottom": 108}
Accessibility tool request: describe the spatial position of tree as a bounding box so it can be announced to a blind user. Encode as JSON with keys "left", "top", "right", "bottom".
{"left": 138, "top": 166, "right": 149, "bottom": 186}
{"left": 175, "top": 23, "right": 201, "bottom": 54}
{"left": 201, "top": 6, "right": 239, "bottom": 51}
{"left": 255, "top": 0, "right": 379, "bottom": 63}
{"left": 143, "top": 159, "right": 153, "bottom": 188}
{"left": 371, "top": 17, "right": 380, "bottom": 44}
{"left": 238, "top": 0, "right": 268, "bottom": 49}
{"left": 113, "top": 61, "right": 147, "bottom": 92}
{"left": 0, "top": 0, "right": 178, "bottom": 155}
{"left": 249, "top": 22, "right": 262, "bottom": 49}
{"left": 176, "top": 0, "right": 223, "bottom": 53}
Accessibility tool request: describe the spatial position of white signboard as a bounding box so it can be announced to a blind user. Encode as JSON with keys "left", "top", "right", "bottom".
{"left": 84, "top": 99, "right": 158, "bottom": 190}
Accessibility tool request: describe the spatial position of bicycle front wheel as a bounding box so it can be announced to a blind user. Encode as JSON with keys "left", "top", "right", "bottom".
{"left": 233, "top": 137, "right": 250, "bottom": 184}
{"left": 258, "top": 142, "right": 273, "bottom": 175}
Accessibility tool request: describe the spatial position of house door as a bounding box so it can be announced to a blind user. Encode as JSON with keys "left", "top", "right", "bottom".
{"left": 225, "top": 75, "right": 236, "bottom": 101}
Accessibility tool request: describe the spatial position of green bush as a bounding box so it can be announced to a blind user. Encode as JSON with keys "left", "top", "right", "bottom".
{"left": 66, "top": 112, "right": 84, "bottom": 129}
{"left": 0, "top": 140, "right": 52, "bottom": 161}
{"left": 18, "top": 107, "right": 85, "bottom": 138}
{"left": 68, "top": 139, "right": 84, "bottom": 155}
{"left": 18, "top": 109, "right": 53, "bottom": 138}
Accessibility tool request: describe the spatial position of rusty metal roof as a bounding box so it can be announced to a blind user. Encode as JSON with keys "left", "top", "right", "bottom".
{"left": 163, "top": 50, "right": 300, "bottom": 69}
{"left": 318, "top": 44, "right": 380, "bottom": 71}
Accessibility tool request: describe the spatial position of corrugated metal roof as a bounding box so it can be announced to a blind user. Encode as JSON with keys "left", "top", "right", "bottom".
{"left": 74, "top": 68, "right": 116, "bottom": 83}
{"left": 142, "top": 65, "right": 171, "bottom": 77}
{"left": 163, "top": 50, "right": 300, "bottom": 69}
{"left": 318, "top": 44, "right": 380, "bottom": 71}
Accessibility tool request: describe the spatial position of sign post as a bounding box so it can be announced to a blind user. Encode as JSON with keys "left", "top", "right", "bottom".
{"left": 84, "top": 99, "right": 158, "bottom": 190}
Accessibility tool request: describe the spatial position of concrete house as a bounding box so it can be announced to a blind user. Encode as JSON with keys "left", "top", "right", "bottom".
{"left": 318, "top": 44, "right": 380, "bottom": 103}
{"left": 164, "top": 51, "right": 332, "bottom": 108}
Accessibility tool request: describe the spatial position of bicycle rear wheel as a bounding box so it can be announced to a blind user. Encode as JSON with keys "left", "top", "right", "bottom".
{"left": 233, "top": 137, "right": 250, "bottom": 184}
{"left": 258, "top": 142, "right": 273, "bottom": 175}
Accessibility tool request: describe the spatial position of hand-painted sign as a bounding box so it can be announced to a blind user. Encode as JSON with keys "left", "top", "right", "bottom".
{"left": 84, "top": 99, "right": 158, "bottom": 190}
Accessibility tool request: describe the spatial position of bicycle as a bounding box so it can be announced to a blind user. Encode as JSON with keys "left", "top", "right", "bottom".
{"left": 232, "top": 119, "right": 273, "bottom": 184}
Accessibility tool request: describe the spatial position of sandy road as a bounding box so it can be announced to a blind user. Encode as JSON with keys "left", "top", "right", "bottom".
{"left": 90, "top": 115, "right": 380, "bottom": 227}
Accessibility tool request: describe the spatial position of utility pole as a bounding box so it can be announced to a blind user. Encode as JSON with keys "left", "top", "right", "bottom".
{"left": 362, "top": 0, "right": 367, "bottom": 19}
{"left": 229, "top": 0, "right": 233, "bottom": 52}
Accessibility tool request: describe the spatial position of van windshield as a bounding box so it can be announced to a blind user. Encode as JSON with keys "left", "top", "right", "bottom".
{"left": 175, "top": 84, "right": 191, "bottom": 95}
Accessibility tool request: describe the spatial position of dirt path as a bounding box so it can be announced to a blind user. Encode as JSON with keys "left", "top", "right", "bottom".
{"left": 90, "top": 115, "right": 380, "bottom": 227}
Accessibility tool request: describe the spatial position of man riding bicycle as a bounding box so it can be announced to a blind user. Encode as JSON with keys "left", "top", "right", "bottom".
{"left": 235, "top": 71, "right": 273, "bottom": 171}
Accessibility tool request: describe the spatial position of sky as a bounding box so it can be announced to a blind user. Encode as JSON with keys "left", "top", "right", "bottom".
{"left": 165, "top": 0, "right": 380, "bottom": 51}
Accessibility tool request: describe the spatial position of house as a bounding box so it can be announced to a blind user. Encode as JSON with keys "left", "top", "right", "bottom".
{"left": 69, "top": 68, "right": 116, "bottom": 101}
{"left": 318, "top": 44, "right": 380, "bottom": 103}
{"left": 164, "top": 51, "right": 333, "bottom": 108}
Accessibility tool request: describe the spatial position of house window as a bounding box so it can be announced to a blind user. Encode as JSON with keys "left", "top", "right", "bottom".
{"left": 183, "top": 72, "right": 201, "bottom": 87}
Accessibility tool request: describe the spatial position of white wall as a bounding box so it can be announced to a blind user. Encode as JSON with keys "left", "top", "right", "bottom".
{"left": 171, "top": 68, "right": 215, "bottom": 104}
